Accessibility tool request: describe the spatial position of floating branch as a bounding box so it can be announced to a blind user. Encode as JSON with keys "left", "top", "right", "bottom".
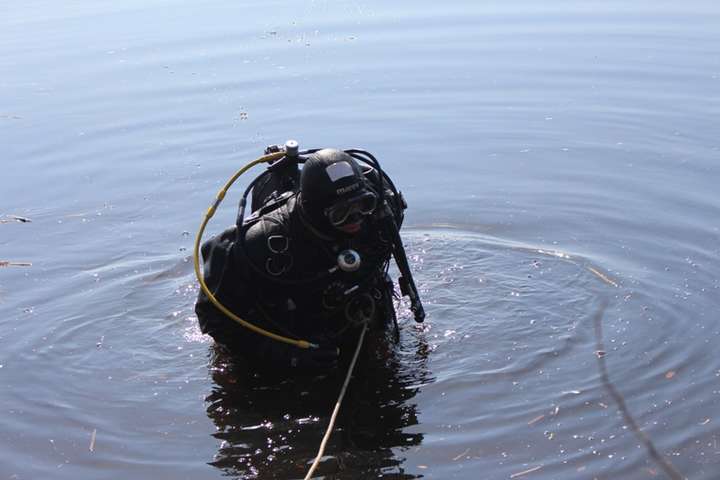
{"left": 0, "top": 261, "right": 32, "bottom": 267}
{"left": 0, "top": 215, "right": 32, "bottom": 223}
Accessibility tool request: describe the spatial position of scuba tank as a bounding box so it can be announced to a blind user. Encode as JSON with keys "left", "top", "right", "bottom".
{"left": 250, "top": 140, "right": 301, "bottom": 212}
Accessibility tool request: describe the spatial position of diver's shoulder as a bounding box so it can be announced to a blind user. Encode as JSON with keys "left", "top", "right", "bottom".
{"left": 201, "top": 225, "right": 238, "bottom": 260}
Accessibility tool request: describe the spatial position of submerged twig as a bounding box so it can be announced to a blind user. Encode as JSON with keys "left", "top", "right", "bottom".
{"left": 527, "top": 414, "right": 545, "bottom": 426}
{"left": 89, "top": 429, "right": 97, "bottom": 452}
{"left": 510, "top": 465, "right": 542, "bottom": 478}
{"left": 592, "top": 300, "right": 684, "bottom": 480}
{"left": 452, "top": 448, "right": 470, "bottom": 461}
{"left": 587, "top": 266, "right": 618, "bottom": 288}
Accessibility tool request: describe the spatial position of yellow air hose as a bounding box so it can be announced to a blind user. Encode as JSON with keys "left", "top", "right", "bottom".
{"left": 193, "top": 151, "right": 318, "bottom": 350}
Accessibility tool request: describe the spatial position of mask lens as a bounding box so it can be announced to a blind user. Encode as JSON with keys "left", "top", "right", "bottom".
{"left": 327, "top": 204, "right": 352, "bottom": 226}
{"left": 325, "top": 191, "right": 378, "bottom": 226}
{"left": 357, "top": 192, "right": 377, "bottom": 214}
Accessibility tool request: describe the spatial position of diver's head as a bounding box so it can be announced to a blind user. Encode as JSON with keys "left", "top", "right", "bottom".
{"left": 299, "top": 149, "right": 377, "bottom": 236}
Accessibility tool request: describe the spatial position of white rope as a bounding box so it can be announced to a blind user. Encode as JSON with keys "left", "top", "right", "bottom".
{"left": 303, "top": 322, "right": 369, "bottom": 480}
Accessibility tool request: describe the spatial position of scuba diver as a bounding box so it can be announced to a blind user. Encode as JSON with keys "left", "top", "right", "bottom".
{"left": 195, "top": 141, "right": 424, "bottom": 372}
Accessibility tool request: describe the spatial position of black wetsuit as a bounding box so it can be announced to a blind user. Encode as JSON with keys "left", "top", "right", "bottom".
{"left": 195, "top": 193, "right": 401, "bottom": 370}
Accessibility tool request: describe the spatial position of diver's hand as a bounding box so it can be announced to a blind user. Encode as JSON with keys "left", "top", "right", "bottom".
{"left": 289, "top": 344, "right": 339, "bottom": 371}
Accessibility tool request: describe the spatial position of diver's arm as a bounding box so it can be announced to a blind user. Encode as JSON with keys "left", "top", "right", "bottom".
{"left": 199, "top": 299, "right": 338, "bottom": 371}
{"left": 194, "top": 227, "right": 257, "bottom": 343}
{"left": 195, "top": 227, "right": 337, "bottom": 370}
{"left": 195, "top": 225, "right": 272, "bottom": 347}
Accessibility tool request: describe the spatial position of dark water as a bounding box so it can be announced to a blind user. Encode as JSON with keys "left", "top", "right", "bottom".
{"left": 2, "top": 0, "right": 720, "bottom": 478}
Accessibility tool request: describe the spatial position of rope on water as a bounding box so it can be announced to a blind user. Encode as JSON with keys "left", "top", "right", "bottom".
{"left": 303, "top": 322, "right": 369, "bottom": 480}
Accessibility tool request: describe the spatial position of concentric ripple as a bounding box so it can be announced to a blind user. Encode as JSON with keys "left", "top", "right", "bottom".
{"left": 168, "top": 228, "right": 708, "bottom": 479}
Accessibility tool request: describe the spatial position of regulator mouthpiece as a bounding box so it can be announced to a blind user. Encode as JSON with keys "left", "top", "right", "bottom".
{"left": 338, "top": 249, "right": 361, "bottom": 272}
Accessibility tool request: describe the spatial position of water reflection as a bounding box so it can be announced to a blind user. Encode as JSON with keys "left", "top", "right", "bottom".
{"left": 205, "top": 327, "right": 432, "bottom": 478}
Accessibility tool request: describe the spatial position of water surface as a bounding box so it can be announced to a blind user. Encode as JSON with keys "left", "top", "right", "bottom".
{"left": 2, "top": 0, "right": 720, "bottom": 478}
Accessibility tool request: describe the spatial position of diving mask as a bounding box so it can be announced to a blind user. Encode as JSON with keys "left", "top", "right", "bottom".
{"left": 324, "top": 191, "right": 378, "bottom": 226}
